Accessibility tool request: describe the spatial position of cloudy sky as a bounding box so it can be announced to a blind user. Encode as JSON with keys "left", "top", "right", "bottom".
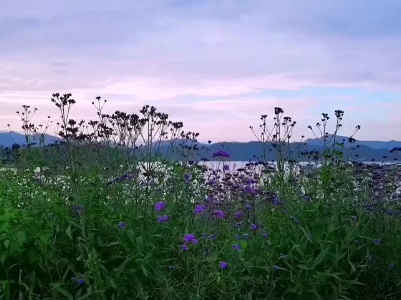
{"left": 1, "top": 0, "right": 401, "bottom": 142}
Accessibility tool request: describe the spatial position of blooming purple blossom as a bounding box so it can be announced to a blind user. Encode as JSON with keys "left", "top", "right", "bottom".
{"left": 272, "top": 195, "right": 283, "bottom": 206}
{"left": 157, "top": 215, "right": 170, "bottom": 223}
{"left": 244, "top": 186, "right": 258, "bottom": 195}
{"left": 118, "top": 222, "right": 127, "bottom": 229}
{"left": 155, "top": 201, "right": 167, "bottom": 211}
{"left": 207, "top": 179, "right": 217, "bottom": 185}
{"left": 71, "top": 277, "right": 85, "bottom": 285}
{"left": 213, "top": 151, "right": 230, "bottom": 158}
{"left": 194, "top": 205, "right": 206, "bottom": 215}
{"left": 251, "top": 224, "right": 258, "bottom": 231}
{"left": 219, "top": 261, "right": 229, "bottom": 269}
{"left": 235, "top": 210, "right": 244, "bottom": 220}
{"left": 183, "top": 234, "right": 198, "bottom": 244}
{"left": 245, "top": 178, "right": 255, "bottom": 184}
{"left": 213, "top": 210, "right": 225, "bottom": 219}
{"left": 181, "top": 244, "right": 189, "bottom": 251}
{"left": 374, "top": 239, "right": 382, "bottom": 245}
{"left": 184, "top": 173, "right": 192, "bottom": 183}
{"left": 231, "top": 244, "right": 241, "bottom": 250}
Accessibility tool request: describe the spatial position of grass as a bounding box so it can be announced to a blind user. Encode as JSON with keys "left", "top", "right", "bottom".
{"left": 0, "top": 94, "right": 401, "bottom": 299}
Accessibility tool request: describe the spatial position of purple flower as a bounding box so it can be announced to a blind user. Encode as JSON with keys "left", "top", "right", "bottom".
{"left": 71, "top": 204, "right": 85, "bottom": 216}
{"left": 207, "top": 179, "right": 217, "bottom": 185}
{"left": 219, "top": 261, "right": 229, "bottom": 269}
{"left": 213, "top": 151, "right": 230, "bottom": 158}
{"left": 251, "top": 224, "right": 258, "bottom": 231}
{"left": 231, "top": 244, "right": 241, "bottom": 250}
{"left": 244, "top": 186, "right": 257, "bottom": 195}
{"left": 272, "top": 196, "right": 283, "bottom": 206}
{"left": 184, "top": 173, "right": 192, "bottom": 183}
{"left": 245, "top": 178, "right": 255, "bottom": 184}
{"left": 234, "top": 210, "right": 244, "bottom": 220}
{"left": 71, "top": 277, "right": 85, "bottom": 285}
{"left": 213, "top": 210, "right": 225, "bottom": 219}
{"left": 183, "top": 234, "right": 197, "bottom": 244}
{"left": 374, "top": 239, "right": 382, "bottom": 245}
{"left": 155, "top": 201, "right": 167, "bottom": 211}
{"left": 194, "top": 205, "right": 206, "bottom": 215}
{"left": 181, "top": 244, "right": 189, "bottom": 251}
{"left": 245, "top": 204, "right": 252, "bottom": 211}
{"left": 157, "top": 215, "right": 170, "bottom": 223}
{"left": 118, "top": 222, "right": 127, "bottom": 229}
{"left": 262, "top": 231, "right": 269, "bottom": 239}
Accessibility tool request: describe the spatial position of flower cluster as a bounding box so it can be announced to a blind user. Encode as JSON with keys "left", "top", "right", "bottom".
{"left": 181, "top": 234, "right": 199, "bottom": 251}
{"left": 212, "top": 151, "right": 230, "bottom": 158}
{"left": 155, "top": 201, "right": 170, "bottom": 224}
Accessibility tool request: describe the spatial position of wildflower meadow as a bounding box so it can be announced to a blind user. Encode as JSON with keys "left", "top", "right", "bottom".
{"left": 0, "top": 93, "right": 401, "bottom": 299}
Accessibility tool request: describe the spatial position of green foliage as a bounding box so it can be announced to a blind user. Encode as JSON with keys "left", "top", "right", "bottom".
{"left": 0, "top": 96, "right": 400, "bottom": 299}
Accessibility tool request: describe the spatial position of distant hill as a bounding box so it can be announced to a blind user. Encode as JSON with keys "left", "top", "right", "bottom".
{"left": 154, "top": 138, "right": 401, "bottom": 162}
{"left": 1, "top": 131, "right": 400, "bottom": 162}
{"left": 0, "top": 131, "right": 59, "bottom": 148}
{"left": 304, "top": 135, "right": 401, "bottom": 150}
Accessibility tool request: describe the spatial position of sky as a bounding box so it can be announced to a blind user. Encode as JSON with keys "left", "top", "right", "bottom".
{"left": 0, "top": 0, "right": 401, "bottom": 143}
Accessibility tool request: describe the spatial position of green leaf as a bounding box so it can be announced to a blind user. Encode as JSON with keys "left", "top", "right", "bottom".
{"left": 50, "top": 283, "right": 73, "bottom": 300}
{"left": 239, "top": 240, "right": 248, "bottom": 250}
{"left": 136, "top": 236, "right": 144, "bottom": 252}
{"left": 313, "top": 247, "right": 330, "bottom": 267}
{"left": 15, "top": 231, "right": 26, "bottom": 247}
{"left": 38, "top": 234, "right": 48, "bottom": 246}
{"left": 0, "top": 252, "right": 7, "bottom": 265}
{"left": 297, "top": 264, "right": 313, "bottom": 270}
{"left": 141, "top": 265, "right": 149, "bottom": 277}
{"left": 104, "top": 241, "right": 120, "bottom": 247}
{"left": 66, "top": 225, "right": 73, "bottom": 240}
{"left": 3, "top": 240, "right": 10, "bottom": 249}
{"left": 348, "top": 261, "right": 356, "bottom": 273}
